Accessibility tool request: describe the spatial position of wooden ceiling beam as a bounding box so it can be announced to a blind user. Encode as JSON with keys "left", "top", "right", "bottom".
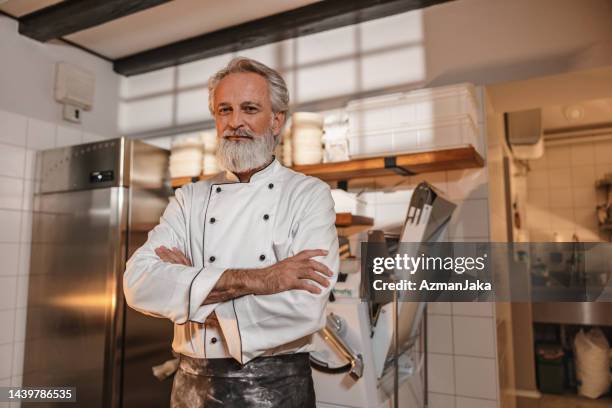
{"left": 19, "top": 0, "right": 171, "bottom": 42}
{"left": 114, "top": 0, "right": 452, "bottom": 76}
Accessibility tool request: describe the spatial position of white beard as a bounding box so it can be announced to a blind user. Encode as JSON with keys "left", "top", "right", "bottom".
{"left": 216, "top": 127, "right": 277, "bottom": 174}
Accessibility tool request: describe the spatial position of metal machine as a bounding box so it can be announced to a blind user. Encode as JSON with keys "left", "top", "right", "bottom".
{"left": 23, "top": 138, "right": 174, "bottom": 407}
{"left": 312, "top": 182, "right": 456, "bottom": 408}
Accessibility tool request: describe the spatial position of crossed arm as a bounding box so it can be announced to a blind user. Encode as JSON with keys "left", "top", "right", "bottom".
{"left": 154, "top": 245, "right": 334, "bottom": 304}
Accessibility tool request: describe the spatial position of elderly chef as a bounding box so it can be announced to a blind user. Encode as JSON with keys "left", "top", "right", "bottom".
{"left": 123, "top": 57, "right": 339, "bottom": 407}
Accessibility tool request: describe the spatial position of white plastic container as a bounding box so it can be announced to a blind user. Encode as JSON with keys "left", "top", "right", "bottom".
{"left": 169, "top": 136, "right": 203, "bottom": 177}
{"left": 348, "top": 115, "right": 479, "bottom": 158}
{"left": 292, "top": 112, "right": 324, "bottom": 165}
{"left": 331, "top": 189, "right": 368, "bottom": 215}
{"left": 346, "top": 83, "right": 480, "bottom": 158}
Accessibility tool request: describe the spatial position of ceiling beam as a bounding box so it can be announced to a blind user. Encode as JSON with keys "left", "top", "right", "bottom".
{"left": 114, "top": 0, "right": 452, "bottom": 76}
{"left": 18, "top": 0, "right": 171, "bottom": 42}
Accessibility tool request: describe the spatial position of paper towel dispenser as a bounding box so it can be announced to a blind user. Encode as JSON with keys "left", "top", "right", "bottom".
{"left": 505, "top": 108, "right": 544, "bottom": 159}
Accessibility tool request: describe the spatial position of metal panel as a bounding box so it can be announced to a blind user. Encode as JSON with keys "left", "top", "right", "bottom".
{"left": 532, "top": 302, "right": 612, "bottom": 326}
{"left": 23, "top": 187, "right": 127, "bottom": 408}
{"left": 39, "top": 138, "right": 128, "bottom": 194}
{"left": 121, "top": 140, "right": 174, "bottom": 408}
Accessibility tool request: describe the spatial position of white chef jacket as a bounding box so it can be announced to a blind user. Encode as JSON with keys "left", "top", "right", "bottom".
{"left": 123, "top": 158, "right": 339, "bottom": 364}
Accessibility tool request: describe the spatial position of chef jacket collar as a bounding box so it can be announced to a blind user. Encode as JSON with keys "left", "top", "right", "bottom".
{"left": 223, "top": 156, "right": 279, "bottom": 183}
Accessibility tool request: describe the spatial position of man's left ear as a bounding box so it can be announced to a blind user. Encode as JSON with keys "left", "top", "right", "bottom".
{"left": 271, "top": 111, "right": 286, "bottom": 135}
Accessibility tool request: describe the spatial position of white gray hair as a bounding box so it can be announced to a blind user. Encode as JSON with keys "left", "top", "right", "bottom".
{"left": 208, "top": 57, "right": 290, "bottom": 117}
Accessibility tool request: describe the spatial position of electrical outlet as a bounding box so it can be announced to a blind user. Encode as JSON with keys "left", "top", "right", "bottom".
{"left": 63, "top": 104, "right": 82, "bottom": 124}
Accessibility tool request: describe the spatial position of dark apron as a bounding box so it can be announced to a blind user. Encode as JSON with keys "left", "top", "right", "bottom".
{"left": 170, "top": 353, "right": 316, "bottom": 407}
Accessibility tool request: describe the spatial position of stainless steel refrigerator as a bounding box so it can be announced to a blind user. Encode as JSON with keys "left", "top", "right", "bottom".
{"left": 23, "top": 138, "right": 175, "bottom": 407}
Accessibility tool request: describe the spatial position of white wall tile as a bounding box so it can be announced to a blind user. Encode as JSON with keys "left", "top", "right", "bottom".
{"left": 428, "top": 314, "right": 453, "bottom": 354}
{"left": 0, "top": 310, "right": 15, "bottom": 344}
{"left": 18, "top": 244, "right": 30, "bottom": 277}
{"left": 0, "top": 244, "right": 19, "bottom": 277}
{"left": 0, "top": 277, "right": 17, "bottom": 309}
{"left": 570, "top": 165, "right": 596, "bottom": 188}
{"left": 428, "top": 392, "right": 455, "bottom": 408}
{"left": 295, "top": 60, "right": 356, "bottom": 104}
{"left": 360, "top": 11, "right": 424, "bottom": 52}
{"left": 0, "top": 343, "right": 13, "bottom": 379}
{"left": 10, "top": 375, "right": 22, "bottom": 388}
{"left": 26, "top": 118, "right": 55, "bottom": 150}
{"left": 119, "top": 95, "right": 175, "bottom": 134}
{"left": 548, "top": 188, "right": 572, "bottom": 209}
{"left": 449, "top": 199, "right": 489, "bottom": 239}
{"left": 456, "top": 396, "right": 498, "bottom": 408}
{"left": 549, "top": 208, "right": 574, "bottom": 232}
{"left": 569, "top": 143, "right": 594, "bottom": 166}
{"left": 374, "top": 202, "right": 409, "bottom": 229}
{"left": 571, "top": 186, "right": 598, "bottom": 208}
{"left": 0, "top": 110, "right": 27, "bottom": 147}
{"left": 526, "top": 170, "right": 547, "bottom": 189}
{"left": 452, "top": 302, "right": 493, "bottom": 317}
{"left": 428, "top": 353, "right": 455, "bottom": 394}
{"left": 122, "top": 66, "right": 175, "bottom": 99}
{"left": 594, "top": 141, "right": 612, "bottom": 165}
{"left": 0, "top": 177, "right": 23, "bottom": 211}
{"left": 176, "top": 88, "right": 211, "bottom": 125}
{"left": 19, "top": 211, "right": 31, "bottom": 243}
{"left": 15, "top": 276, "right": 28, "bottom": 309}
{"left": 595, "top": 163, "right": 612, "bottom": 181}
{"left": 529, "top": 156, "right": 547, "bottom": 171}
{"left": 454, "top": 356, "right": 497, "bottom": 400}
{"left": 21, "top": 180, "right": 33, "bottom": 212}
{"left": 573, "top": 208, "right": 598, "bottom": 230}
{"left": 428, "top": 302, "right": 451, "bottom": 315}
{"left": 545, "top": 146, "right": 570, "bottom": 169}
{"left": 453, "top": 316, "right": 495, "bottom": 358}
{"left": 361, "top": 46, "right": 426, "bottom": 90}
{"left": 447, "top": 168, "right": 488, "bottom": 200}
{"left": 55, "top": 125, "right": 82, "bottom": 147}
{"left": 23, "top": 150, "right": 36, "bottom": 181}
{"left": 177, "top": 55, "right": 231, "bottom": 89}
{"left": 11, "top": 341, "right": 24, "bottom": 376}
{"left": 296, "top": 25, "right": 356, "bottom": 66}
{"left": 0, "top": 210, "right": 21, "bottom": 243}
{"left": 547, "top": 168, "right": 571, "bottom": 188}
{"left": 82, "top": 132, "right": 104, "bottom": 143}
{"left": 13, "top": 309, "right": 26, "bottom": 344}
{"left": 527, "top": 189, "right": 548, "bottom": 208}
{"left": 237, "top": 43, "right": 282, "bottom": 70}
{"left": 0, "top": 145, "right": 25, "bottom": 178}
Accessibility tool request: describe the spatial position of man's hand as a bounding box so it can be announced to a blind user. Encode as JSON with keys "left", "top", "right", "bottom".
{"left": 155, "top": 246, "right": 192, "bottom": 266}
{"left": 253, "top": 249, "right": 333, "bottom": 295}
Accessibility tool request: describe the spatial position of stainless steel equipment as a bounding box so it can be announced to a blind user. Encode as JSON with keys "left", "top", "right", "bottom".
{"left": 23, "top": 138, "right": 173, "bottom": 408}
{"left": 312, "top": 182, "right": 456, "bottom": 408}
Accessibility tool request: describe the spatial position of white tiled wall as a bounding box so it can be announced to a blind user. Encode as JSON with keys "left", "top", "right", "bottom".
{"left": 0, "top": 108, "right": 110, "bottom": 404}
{"left": 526, "top": 139, "right": 612, "bottom": 242}
{"left": 426, "top": 302, "right": 499, "bottom": 408}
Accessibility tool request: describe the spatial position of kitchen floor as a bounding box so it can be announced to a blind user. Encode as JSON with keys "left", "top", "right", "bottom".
{"left": 540, "top": 393, "right": 612, "bottom": 407}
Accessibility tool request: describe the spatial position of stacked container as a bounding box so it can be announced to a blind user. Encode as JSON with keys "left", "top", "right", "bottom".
{"left": 169, "top": 135, "right": 202, "bottom": 178}
{"left": 200, "top": 131, "right": 219, "bottom": 175}
{"left": 346, "top": 83, "right": 480, "bottom": 158}
{"left": 291, "top": 112, "right": 324, "bottom": 165}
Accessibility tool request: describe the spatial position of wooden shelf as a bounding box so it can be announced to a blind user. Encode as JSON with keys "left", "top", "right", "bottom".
{"left": 292, "top": 146, "right": 484, "bottom": 182}
{"left": 336, "top": 212, "right": 374, "bottom": 236}
{"left": 171, "top": 146, "right": 484, "bottom": 188}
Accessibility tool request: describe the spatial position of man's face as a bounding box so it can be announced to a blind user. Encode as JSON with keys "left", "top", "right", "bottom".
{"left": 213, "top": 72, "right": 284, "bottom": 140}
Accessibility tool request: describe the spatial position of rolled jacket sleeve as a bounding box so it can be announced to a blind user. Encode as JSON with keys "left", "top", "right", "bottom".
{"left": 123, "top": 185, "right": 225, "bottom": 324}
{"left": 216, "top": 182, "right": 339, "bottom": 364}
